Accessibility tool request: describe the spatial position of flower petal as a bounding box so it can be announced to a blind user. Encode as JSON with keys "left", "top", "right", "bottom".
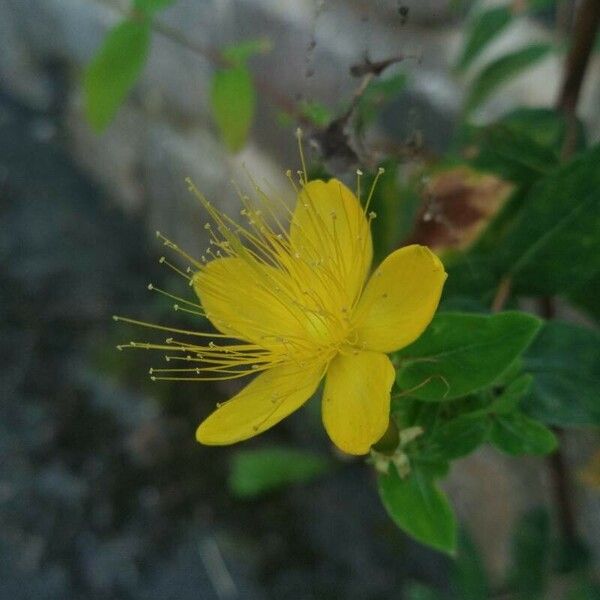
{"left": 193, "top": 257, "right": 307, "bottom": 348}
{"left": 322, "top": 351, "right": 395, "bottom": 455}
{"left": 353, "top": 245, "right": 447, "bottom": 353}
{"left": 197, "top": 360, "right": 326, "bottom": 445}
{"left": 290, "top": 179, "right": 372, "bottom": 307}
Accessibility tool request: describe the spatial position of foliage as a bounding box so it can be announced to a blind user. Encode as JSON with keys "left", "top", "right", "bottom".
{"left": 90, "top": 0, "right": 600, "bottom": 572}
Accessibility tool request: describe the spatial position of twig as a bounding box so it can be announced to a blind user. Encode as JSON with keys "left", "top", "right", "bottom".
{"left": 491, "top": 276, "right": 512, "bottom": 313}
{"left": 556, "top": 0, "right": 600, "bottom": 159}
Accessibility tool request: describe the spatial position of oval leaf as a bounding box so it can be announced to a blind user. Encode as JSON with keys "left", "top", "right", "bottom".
{"left": 424, "top": 414, "right": 490, "bottom": 460}
{"left": 466, "top": 44, "right": 552, "bottom": 112}
{"left": 228, "top": 447, "right": 331, "bottom": 499}
{"left": 396, "top": 312, "right": 542, "bottom": 401}
{"left": 489, "top": 413, "right": 557, "bottom": 455}
{"left": 523, "top": 321, "right": 600, "bottom": 426}
{"left": 84, "top": 19, "right": 151, "bottom": 132}
{"left": 379, "top": 464, "right": 457, "bottom": 554}
{"left": 210, "top": 66, "right": 256, "bottom": 152}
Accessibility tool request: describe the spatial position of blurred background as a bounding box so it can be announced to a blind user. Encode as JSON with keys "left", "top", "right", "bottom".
{"left": 1, "top": 0, "right": 600, "bottom": 598}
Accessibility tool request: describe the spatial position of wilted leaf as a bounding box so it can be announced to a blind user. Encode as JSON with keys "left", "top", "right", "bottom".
{"left": 409, "top": 166, "right": 514, "bottom": 252}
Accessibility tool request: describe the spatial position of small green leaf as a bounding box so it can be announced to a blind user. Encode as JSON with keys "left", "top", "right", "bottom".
{"left": 509, "top": 508, "right": 551, "bottom": 600}
{"left": 222, "top": 38, "right": 272, "bottom": 67}
{"left": 466, "top": 44, "right": 552, "bottom": 112}
{"left": 134, "top": 0, "right": 176, "bottom": 14}
{"left": 395, "top": 312, "right": 541, "bottom": 401}
{"left": 211, "top": 66, "right": 256, "bottom": 152}
{"left": 378, "top": 464, "right": 457, "bottom": 554}
{"left": 489, "top": 413, "right": 557, "bottom": 455}
{"left": 228, "top": 447, "right": 331, "bottom": 499}
{"left": 523, "top": 321, "right": 600, "bottom": 426}
{"left": 299, "top": 100, "right": 332, "bottom": 127}
{"left": 84, "top": 19, "right": 151, "bottom": 132}
{"left": 491, "top": 373, "right": 533, "bottom": 414}
{"left": 423, "top": 414, "right": 489, "bottom": 460}
{"left": 457, "top": 6, "right": 513, "bottom": 72}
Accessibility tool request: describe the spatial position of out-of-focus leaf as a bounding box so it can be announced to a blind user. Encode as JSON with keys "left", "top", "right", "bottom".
{"left": 395, "top": 312, "right": 541, "bottom": 401}
{"left": 498, "top": 144, "right": 600, "bottom": 296}
{"left": 222, "top": 37, "right": 272, "bottom": 66}
{"left": 357, "top": 73, "right": 408, "bottom": 127}
{"left": 509, "top": 508, "right": 551, "bottom": 600}
{"left": 211, "top": 66, "right": 256, "bottom": 152}
{"left": 228, "top": 447, "right": 332, "bottom": 499}
{"left": 363, "top": 162, "right": 420, "bottom": 263}
{"left": 466, "top": 44, "right": 552, "bottom": 112}
{"left": 491, "top": 373, "right": 532, "bottom": 414}
{"left": 404, "top": 582, "right": 444, "bottom": 600}
{"left": 523, "top": 321, "right": 600, "bottom": 426}
{"left": 423, "top": 414, "right": 489, "bottom": 460}
{"left": 489, "top": 413, "right": 557, "bottom": 455}
{"left": 457, "top": 6, "right": 513, "bottom": 72}
{"left": 134, "top": 0, "right": 176, "bottom": 14}
{"left": 451, "top": 531, "right": 489, "bottom": 600}
{"left": 84, "top": 19, "right": 151, "bottom": 132}
{"left": 299, "top": 100, "right": 332, "bottom": 127}
{"left": 569, "top": 271, "right": 600, "bottom": 322}
{"left": 379, "top": 464, "right": 457, "bottom": 554}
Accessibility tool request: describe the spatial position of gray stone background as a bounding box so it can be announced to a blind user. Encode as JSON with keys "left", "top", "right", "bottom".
{"left": 1, "top": 0, "right": 600, "bottom": 598}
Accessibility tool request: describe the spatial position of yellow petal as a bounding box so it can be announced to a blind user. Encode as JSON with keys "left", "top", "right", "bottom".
{"left": 197, "top": 360, "right": 326, "bottom": 445}
{"left": 290, "top": 179, "right": 372, "bottom": 308}
{"left": 353, "top": 245, "right": 446, "bottom": 353}
{"left": 193, "top": 257, "right": 307, "bottom": 349}
{"left": 322, "top": 351, "right": 395, "bottom": 455}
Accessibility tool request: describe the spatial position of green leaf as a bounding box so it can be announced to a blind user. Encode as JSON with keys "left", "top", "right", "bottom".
{"left": 378, "top": 464, "right": 457, "bottom": 554}
{"left": 466, "top": 44, "right": 552, "bottom": 112}
{"left": 523, "top": 321, "right": 600, "bottom": 426}
{"left": 299, "top": 100, "right": 332, "bottom": 127}
{"left": 228, "top": 447, "right": 331, "bottom": 499}
{"left": 404, "top": 582, "right": 444, "bottom": 600}
{"left": 211, "top": 66, "right": 256, "bottom": 152}
{"left": 423, "top": 414, "right": 489, "bottom": 460}
{"left": 498, "top": 144, "right": 600, "bottom": 295}
{"left": 457, "top": 6, "right": 513, "bottom": 72}
{"left": 134, "top": 0, "right": 176, "bottom": 14}
{"left": 395, "top": 312, "right": 541, "bottom": 401}
{"left": 489, "top": 413, "right": 557, "bottom": 455}
{"left": 491, "top": 373, "right": 533, "bottom": 414}
{"left": 467, "top": 119, "right": 559, "bottom": 184}
{"left": 509, "top": 508, "right": 551, "bottom": 600}
{"left": 451, "top": 531, "right": 489, "bottom": 600}
{"left": 222, "top": 38, "right": 272, "bottom": 67}
{"left": 84, "top": 19, "right": 151, "bottom": 132}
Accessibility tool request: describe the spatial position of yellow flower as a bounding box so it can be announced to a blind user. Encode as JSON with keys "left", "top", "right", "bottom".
{"left": 117, "top": 174, "right": 446, "bottom": 455}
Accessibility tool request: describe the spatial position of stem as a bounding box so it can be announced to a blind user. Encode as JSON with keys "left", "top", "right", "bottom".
{"left": 556, "top": 0, "right": 600, "bottom": 158}
{"left": 544, "top": 0, "right": 600, "bottom": 543}
{"left": 548, "top": 432, "right": 578, "bottom": 542}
